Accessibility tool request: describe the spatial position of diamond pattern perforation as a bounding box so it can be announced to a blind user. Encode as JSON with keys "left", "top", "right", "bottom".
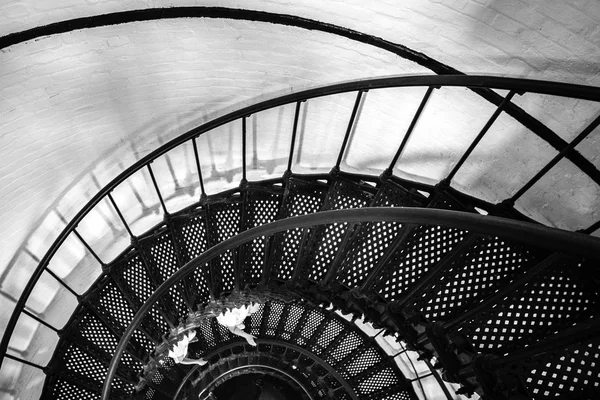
{"left": 416, "top": 237, "right": 546, "bottom": 321}
{"left": 77, "top": 313, "right": 142, "bottom": 372}
{"left": 116, "top": 251, "right": 168, "bottom": 339}
{"left": 241, "top": 236, "right": 267, "bottom": 286}
{"left": 190, "top": 264, "right": 211, "bottom": 306}
{"left": 120, "top": 252, "right": 154, "bottom": 304}
{"left": 94, "top": 280, "right": 137, "bottom": 336}
{"left": 337, "top": 221, "right": 403, "bottom": 288}
{"left": 343, "top": 347, "right": 383, "bottom": 378}
{"left": 336, "top": 181, "right": 421, "bottom": 288}
{"left": 242, "top": 190, "right": 281, "bottom": 230}
{"left": 511, "top": 337, "right": 600, "bottom": 399}
{"left": 241, "top": 190, "right": 281, "bottom": 286}
{"left": 301, "top": 180, "right": 372, "bottom": 281}
{"left": 198, "top": 318, "right": 217, "bottom": 349}
{"left": 212, "top": 317, "right": 235, "bottom": 343}
{"left": 311, "top": 319, "right": 344, "bottom": 356}
{"left": 172, "top": 212, "right": 209, "bottom": 262}
{"left": 326, "top": 331, "right": 362, "bottom": 369}
{"left": 283, "top": 304, "right": 304, "bottom": 340}
{"left": 264, "top": 302, "right": 285, "bottom": 336}
{"left": 356, "top": 366, "right": 400, "bottom": 395}
{"left": 464, "top": 258, "right": 597, "bottom": 354}
{"left": 52, "top": 378, "right": 100, "bottom": 400}
{"left": 249, "top": 303, "right": 265, "bottom": 337}
{"left": 271, "top": 179, "right": 327, "bottom": 280}
{"left": 207, "top": 203, "right": 241, "bottom": 293}
{"left": 172, "top": 212, "right": 211, "bottom": 306}
{"left": 373, "top": 225, "right": 467, "bottom": 301}
{"left": 61, "top": 344, "right": 133, "bottom": 392}
{"left": 208, "top": 202, "right": 241, "bottom": 242}
{"left": 142, "top": 230, "right": 188, "bottom": 321}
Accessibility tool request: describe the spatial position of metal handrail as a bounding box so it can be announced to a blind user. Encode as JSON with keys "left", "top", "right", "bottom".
{"left": 101, "top": 207, "right": 600, "bottom": 399}
{"left": 1, "top": 74, "right": 600, "bottom": 373}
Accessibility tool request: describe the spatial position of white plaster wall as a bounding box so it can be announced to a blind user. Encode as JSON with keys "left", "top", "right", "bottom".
{"left": 1, "top": 0, "right": 599, "bottom": 84}
{"left": 1, "top": 1, "right": 600, "bottom": 399}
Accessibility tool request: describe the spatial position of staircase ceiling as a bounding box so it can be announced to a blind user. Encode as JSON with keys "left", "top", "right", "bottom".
{"left": 1, "top": 1, "right": 600, "bottom": 400}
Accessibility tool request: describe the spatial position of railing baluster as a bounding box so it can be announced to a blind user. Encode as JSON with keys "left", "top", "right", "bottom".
{"left": 107, "top": 193, "right": 134, "bottom": 238}
{"left": 4, "top": 353, "right": 45, "bottom": 370}
{"left": 444, "top": 90, "right": 517, "bottom": 184}
{"left": 122, "top": 165, "right": 149, "bottom": 210}
{"left": 22, "top": 308, "right": 59, "bottom": 332}
{"left": 45, "top": 263, "right": 80, "bottom": 299}
{"left": 287, "top": 101, "right": 302, "bottom": 173}
{"left": 507, "top": 113, "right": 600, "bottom": 204}
{"left": 335, "top": 90, "right": 365, "bottom": 170}
{"left": 88, "top": 174, "right": 121, "bottom": 237}
{"left": 73, "top": 228, "right": 105, "bottom": 268}
{"left": 162, "top": 147, "right": 180, "bottom": 190}
{"left": 24, "top": 249, "right": 80, "bottom": 299}
{"left": 242, "top": 116, "right": 247, "bottom": 183}
{"left": 584, "top": 219, "right": 600, "bottom": 235}
{"left": 147, "top": 164, "right": 168, "bottom": 216}
{"left": 387, "top": 86, "right": 435, "bottom": 173}
{"left": 192, "top": 137, "right": 206, "bottom": 197}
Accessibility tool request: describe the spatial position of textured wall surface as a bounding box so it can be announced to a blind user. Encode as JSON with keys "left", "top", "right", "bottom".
{"left": 0, "top": 1, "right": 599, "bottom": 399}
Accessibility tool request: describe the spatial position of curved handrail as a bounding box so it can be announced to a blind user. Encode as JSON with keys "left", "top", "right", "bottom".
{"left": 2, "top": 75, "right": 600, "bottom": 371}
{"left": 101, "top": 207, "right": 600, "bottom": 399}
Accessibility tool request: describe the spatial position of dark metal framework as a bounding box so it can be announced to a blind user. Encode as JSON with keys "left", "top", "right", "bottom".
{"left": 1, "top": 72, "right": 600, "bottom": 400}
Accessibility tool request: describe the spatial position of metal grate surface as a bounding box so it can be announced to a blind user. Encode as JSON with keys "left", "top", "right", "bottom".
{"left": 463, "top": 258, "right": 597, "bottom": 353}
{"left": 141, "top": 229, "right": 188, "bottom": 320}
{"left": 415, "top": 237, "right": 547, "bottom": 321}
{"left": 172, "top": 211, "right": 211, "bottom": 306}
{"left": 61, "top": 343, "right": 133, "bottom": 394}
{"left": 207, "top": 202, "right": 242, "bottom": 294}
{"left": 240, "top": 189, "right": 282, "bottom": 286}
{"left": 336, "top": 181, "right": 424, "bottom": 288}
{"left": 94, "top": 280, "right": 137, "bottom": 335}
{"left": 77, "top": 312, "right": 142, "bottom": 373}
{"left": 357, "top": 366, "right": 402, "bottom": 395}
{"left": 51, "top": 378, "right": 100, "bottom": 400}
{"left": 300, "top": 179, "right": 372, "bottom": 282}
{"left": 371, "top": 225, "right": 467, "bottom": 301}
{"left": 271, "top": 179, "right": 327, "bottom": 280}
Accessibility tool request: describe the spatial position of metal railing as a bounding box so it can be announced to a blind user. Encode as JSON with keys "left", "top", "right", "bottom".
{"left": 100, "top": 207, "right": 600, "bottom": 398}
{"left": 2, "top": 75, "right": 600, "bottom": 396}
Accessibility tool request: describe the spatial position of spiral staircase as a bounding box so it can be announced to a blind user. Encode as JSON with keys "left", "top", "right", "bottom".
{"left": 2, "top": 75, "right": 600, "bottom": 400}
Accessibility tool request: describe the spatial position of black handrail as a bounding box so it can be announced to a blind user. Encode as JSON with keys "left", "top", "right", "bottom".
{"left": 2, "top": 74, "right": 600, "bottom": 373}
{"left": 101, "top": 207, "right": 600, "bottom": 399}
